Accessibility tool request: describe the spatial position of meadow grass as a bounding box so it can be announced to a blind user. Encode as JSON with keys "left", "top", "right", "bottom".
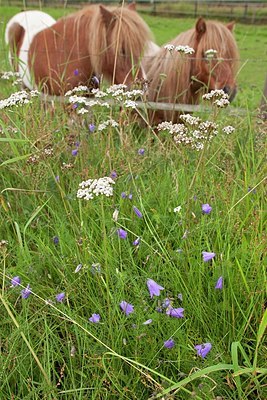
{"left": 0, "top": 6, "right": 267, "bottom": 400}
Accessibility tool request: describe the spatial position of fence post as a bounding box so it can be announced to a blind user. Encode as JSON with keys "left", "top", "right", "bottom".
{"left": 151, "top": 0, "right": 156, "bottom": 14}
{"left": 194, "top": 0, "right": 198, "bottom": 18}
{"left": 260, "top": 74, "right": 267, "bottom": 119}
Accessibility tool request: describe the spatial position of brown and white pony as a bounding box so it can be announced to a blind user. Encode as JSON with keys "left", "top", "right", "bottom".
{"left": 5, "top": 10, "right": 56, "bottom": 89}
{"left": 144, "top": 18, "right": 239, "bottom": 124}
{"left": 5, "top": 4, "right": 154, "bottom": 95}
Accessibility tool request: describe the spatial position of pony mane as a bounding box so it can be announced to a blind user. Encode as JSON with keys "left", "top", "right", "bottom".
{"left": 69, "top": 5, "right": 152, "bottom": 75}
{"left": 145, "top": 20, "right": 239, "bottom": 115}
{"left": 193, "top": 20, "right": 239, "bottom": 74}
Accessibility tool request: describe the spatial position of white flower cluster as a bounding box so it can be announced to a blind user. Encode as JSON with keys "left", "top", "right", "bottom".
{"left": 157, "top": 114, "right": 223, "bottom": 150}
{"left": 68, "top": 95, "right": 87, "bottom": 104}
{"left": 77, "top": 177, "right": 115, "bottom": 200}
{"left": 77, "top": 108, "right": 89, "bottom": 114}
{"left": 124, "top": 89, "right": 143, "bottom": 98}
{"left": 180, "top": 114, "right": 201, "bottom": 126}
{"left": 104, "top": 85, "right": 144, "bottom": 102}
{"left": 204, "top": 49, "right": 218, "bottom": 59}
{"left": 98, "top": 119, "right": 119, "bottom": 131}
{"left": 67, "top": 84, "right": 144, "bottom": 113}
{"left": 106, "top": 84, "right": 127, "bottom": 93}
{"left": 164, "top": 44, "right": 175, "bottom": 51}
{"left": 65, "top": 86, "right": 89, "bottom": 96}
{"left": 164, "top": 44, "right": 195, "bottom": 55}
{"left": 222, "top": 125, "right": 235, "bottom": 134}
{"left": 124, "top": 100, "right": 137, "bottom": 109}
{"left": 0, "top": 90, "right": 39, "bottom": 110}
{"left": 68, "top": 95, "right": 110, "bottom": 109}
{"left": 91, "top": 89, "right": 107, "bottom": 98}
{"left": 202, "top": 89, "right": 230, "bottom": 108}
{"left": 1, "top": 71, "right": 20, "bottom": 80}
{"left": 12, "top": 78, "right": 23, "bottom": 86}
{"left": 175, "top": 45, "right": 195, "bottom": 55}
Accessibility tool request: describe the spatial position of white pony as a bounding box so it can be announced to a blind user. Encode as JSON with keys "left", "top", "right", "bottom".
{"left": 5, "top": 10, "right": 56, "bottom": 89}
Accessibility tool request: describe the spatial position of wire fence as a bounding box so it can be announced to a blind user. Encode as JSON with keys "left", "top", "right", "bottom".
{"left": 0, "top": 1, "right": 267, "bottom": 23}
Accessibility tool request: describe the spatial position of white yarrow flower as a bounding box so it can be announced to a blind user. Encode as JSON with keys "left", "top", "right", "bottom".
{"left": 124, "top": 100, "right": 137, "bottom": 109}
{"left": 222, "top": 125, "right": 235, "bottom": 134}
{"left": 205, "top": 49, "right": 218, "bottom": 59}
{"left": 164, "top": 44, "right": 175, "bottom": 52}
{"left": 77, "top": 107, "right": 89, "bottom": 114}
{"left": 175, "top": 45, "right": 195, "bottom": 55}
{"left": 0, "top": 90, "right": 39, "bottom": 110}
{"left": 77, "top": 177, "right": 115, "bottom": 200}
{"left": 98, "top": 119, "right": 119, "bottom": 131}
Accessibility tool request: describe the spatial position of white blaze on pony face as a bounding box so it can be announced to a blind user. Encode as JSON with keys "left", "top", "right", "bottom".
{"left": 5, "top": 10, "right": 56, "bottom": 90}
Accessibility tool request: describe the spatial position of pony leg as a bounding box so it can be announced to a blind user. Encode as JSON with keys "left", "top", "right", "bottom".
{"left": 7, "top": 22, "right": 25, "bottom": 71}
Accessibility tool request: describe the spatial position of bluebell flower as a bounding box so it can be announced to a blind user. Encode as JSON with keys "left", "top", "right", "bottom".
{"left": 195, "top": 343, "right": 212, "bottom": 358}
{"left": 110, "top": 171, "right": 117, "bottom": 179}
{"left": 162, "top": 298, "right": 171, "bottom": 308}
{"left": 138, "top": 148, "right": 145, "bottom": 155}
{"left": 89, "top": 313, "right": 101, "bottom": 323}
{"left": 72, "top": 148, "right": 78, "bottom": 156}
{"left": 164, "top": 338, "right": 175, "bottom": 349}
{"left": 21, "top": 284, "right": 31, "bottom": 299}
{"left": 133, "top": 237, "right": 141, "bottom": 246}
{"left": 11, "top": 276, "right": 21, "bottom": 287}
{"left": 147, "top": 279, "right": 164, "bottom": 298}
{"left": 56, "top": 292, "right": 65, "bottom": 302}
{"left": 53, "top": 236, "right": 59, "bottom": 245}
{"left": 117, "top": 228, "right": 127, "bottom": 239}
{"left": 120, "top": 301, "right": 134, "bottom": 316}
{"left": 74, "top": 69, "right": 79, "bottom": 76}
{"left": 166, "top": 307, "right": 184, "bottom": 318}
{"left": 89, "top": 123, "right": 95, "bottom": 133}
{"left": 143, "top": 319, "right": 153, "bottom": 325}
{"left": 202, "top": 204, "right": 212, "bottom": 214}
{"left": 215, "top": 276, "right": 223, "bottom": 289}
{"left": 202, "top": 251, "right": 216, "bottom": 262}
{"left": 133, "top": 206, "right": 143, "bottom": 218}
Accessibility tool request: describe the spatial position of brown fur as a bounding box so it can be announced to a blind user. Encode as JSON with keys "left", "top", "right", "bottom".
{"left": 144, "top": 18, "right": 239, "bottom": 124}
{"left": 28, "top": 4, "right": 152, "bottom": 95}
{"left": 7, "top": 22, "right": 25, "bottom": 70}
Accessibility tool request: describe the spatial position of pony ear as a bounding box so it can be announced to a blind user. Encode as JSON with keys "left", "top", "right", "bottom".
{"left": 195, "top": 17, "right": 206, "bottom": 41}
{"left": 127, "top": 2, "right": 136, "bottom": 11}
{"left": 226, "top": 21, "right": 235, "bottom": 32}
{"left": 99, "top": 5, "right": 115, "bottom": 28}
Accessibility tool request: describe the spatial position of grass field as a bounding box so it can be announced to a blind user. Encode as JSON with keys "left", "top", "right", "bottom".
{"left": 0, "top": 5, "right": 266, "bottom": 400}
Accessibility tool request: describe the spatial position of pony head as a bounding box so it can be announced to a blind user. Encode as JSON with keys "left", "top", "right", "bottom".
{"left": 191, "top": 18, "right": 239, "bottom": 101}
{"left": 88, "top": 4, "right": 152, "bottom": 86}
{"left": 144, "top": 17, "right": 239, "bottom": 123}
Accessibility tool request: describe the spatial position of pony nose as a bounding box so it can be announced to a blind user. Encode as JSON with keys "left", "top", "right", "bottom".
{"left": 223, "top": 86, "right": 237, "bottom": 102}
